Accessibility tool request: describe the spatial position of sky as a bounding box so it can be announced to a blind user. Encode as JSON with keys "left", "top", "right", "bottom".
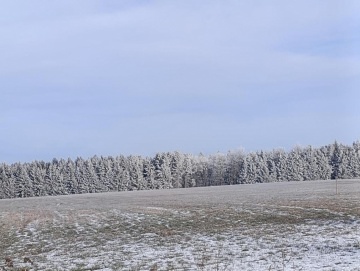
{"left": 1, "top": 0, "right": 360, "bottom": 163}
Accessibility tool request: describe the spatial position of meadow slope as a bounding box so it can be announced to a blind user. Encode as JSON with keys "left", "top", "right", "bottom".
{"left": 0, "top": 179, "right": 359, "bottom": 270}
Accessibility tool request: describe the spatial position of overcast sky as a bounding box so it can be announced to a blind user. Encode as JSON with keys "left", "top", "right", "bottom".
{"left": 1, "top": 0, "right": 360, "bottom": 163}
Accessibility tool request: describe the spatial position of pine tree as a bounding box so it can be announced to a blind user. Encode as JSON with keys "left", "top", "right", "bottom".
{"left": 13, "top": 163, "right": 33, "bottom": 198}
{"left": 315, "top": 148, "right": 332, "bottom": 180}
{"left": 64, "top": 158, "right": 78, "bottom": 194}
{"left": 193, "top": 153, "right": 209, "bottom": 187}
{"left": 0, "top": 164, "right": 15, "bottom": 199}
{"left": 330, "top": 141, "right": 343, "bottom": 179}
{"left": 75, "top": 157, "right": 90, "bottom": 194}
{"left": 47, "top": 159, "right": 66, "bottom": 195}
{"left": 225, "top": 151, "right": 243, "bottom": 185}
{"left": 113, "top": 155, "right": 128, "bottom": 191}
{"left": 350, "top": 141, "right": 360, "bottom": 177}
{"left": 182, "top": 154, "right": 196, "bottom": 188}
{"left": 153, "top": 153, "right": 172, "bottom": 189}
{"left": 271, "top": 149, "right": 287, "bottom": 182}
{"left": 169, "top": 151, "right": 184, "bottom": 188}
{"left": 286, "top": 147, "right": 305, "bottom": 181}
{"left": 128, "top": 155, "right": 146, "bottom": 190}
{"left": 238, "top": 154, "right": 248, "bottom": 184}
{"left": 143, "top": 157, "right": 156, "bottom": 190}
{"left": 208, "top": 153, "right": 226, "bottom": 186}
{"left": 256, "top": 151, "right": 271, "bottom": 183}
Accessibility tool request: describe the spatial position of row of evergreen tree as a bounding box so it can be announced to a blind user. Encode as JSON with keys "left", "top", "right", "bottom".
{"left": 0, "top": 141, "right": 359, "bottom": 199}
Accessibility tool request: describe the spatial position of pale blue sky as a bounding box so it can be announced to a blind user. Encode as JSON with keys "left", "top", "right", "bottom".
{"left": 1, "top": 0, "right": 360, "bottom": 163}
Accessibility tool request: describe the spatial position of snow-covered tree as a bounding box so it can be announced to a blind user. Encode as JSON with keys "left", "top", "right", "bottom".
{"left": 63, "top": 158, "right": 78, "bottom": 194}
{"left": 128, "top": 155, "right": 146, "bottom": 190}
{"left": 285, "top": 147, "right": 305, "bottom": 181}
{"left": 169, "top": 151, "right": 184, "bottom": 188}
{"left": 330, "top": 141, "right": 343, "bottom": 179}
{"left": 208, "top": 153, "right": 226, "bottom": 186}
{"left": 1, "top": 140, "right": 360, "bottom": 200}
{"left": 0, "top": 163, "right": 16, "bottom": 198}
{"left": 143, "top": 157, "right": 156, "bottom": 190}
{"left": 153, "top": 153, "right": 172, "bottom": 189}
{"left": 182, "top": 154, "right": 196, "bottom": 188}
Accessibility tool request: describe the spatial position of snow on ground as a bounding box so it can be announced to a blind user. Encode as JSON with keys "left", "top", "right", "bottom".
{"left": 0, "top": 179, "right": 359, "bottom": 270}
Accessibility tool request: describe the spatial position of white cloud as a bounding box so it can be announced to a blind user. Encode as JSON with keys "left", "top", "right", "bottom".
{"left": 1, "top": 0, "right": 360, "bottom": 162}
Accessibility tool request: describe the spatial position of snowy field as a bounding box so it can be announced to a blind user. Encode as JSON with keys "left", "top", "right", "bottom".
{"left": 0, "top": 179, "right": 360, "bottom": 270}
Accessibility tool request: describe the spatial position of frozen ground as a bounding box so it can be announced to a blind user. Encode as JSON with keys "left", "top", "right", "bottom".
{"left": 0, "top": 179, "right": 359, "bottom": 270}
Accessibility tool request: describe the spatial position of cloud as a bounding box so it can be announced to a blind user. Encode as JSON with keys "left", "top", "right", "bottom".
{"left": 1, "top": 0, "right": 360, "bottom": 162}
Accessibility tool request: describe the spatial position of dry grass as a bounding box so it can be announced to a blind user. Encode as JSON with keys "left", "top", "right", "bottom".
{"left": 0, "top": 179, "right": 359, "bottom": 270}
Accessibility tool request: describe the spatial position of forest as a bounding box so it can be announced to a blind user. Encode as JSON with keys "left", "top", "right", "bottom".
{"left": 0, "top": 140, "right": 359, "bottom": 199}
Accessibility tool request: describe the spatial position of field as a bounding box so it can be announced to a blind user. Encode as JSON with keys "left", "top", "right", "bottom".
{"left": 0, "top": 179, "right": 359, "bottom": 270}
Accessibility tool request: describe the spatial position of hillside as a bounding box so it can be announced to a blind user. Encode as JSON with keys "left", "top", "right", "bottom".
{"left": 1, "top": 179, "right": 359, "bottom": 270}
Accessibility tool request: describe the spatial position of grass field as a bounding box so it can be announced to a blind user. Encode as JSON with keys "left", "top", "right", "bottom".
{"left": 0, "top": 179, "right": 359, "bottom": 270}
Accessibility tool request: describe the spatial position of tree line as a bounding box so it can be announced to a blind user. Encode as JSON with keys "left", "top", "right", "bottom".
{"left": 0, "top": 141, "right": 359, "bottom": 199}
